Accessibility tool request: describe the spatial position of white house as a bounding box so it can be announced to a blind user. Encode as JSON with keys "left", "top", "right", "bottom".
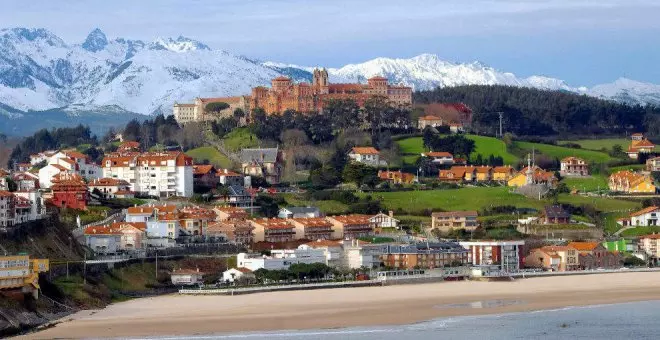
{"left": 12, "top": 172, "right": 39, "bottom": 191}
{"left": 222, "top": 267, "right": 255, "bottom": 283}
{"left": 38, "top": 164, "right": 70, "bottom": 188}
{"left": 13, "top": 191, "right": 45, "bottom": 222}
{"left": 237, "top": 248, "right": 327, "bottom": 271}
{"left": 619, "top": 206, "right": 660, "bottom": 227}
{"left": 84, "top": 226, "right": 121, "bottom": 254}
{"left": 348, "top": 147, "right": 381, "bottom": 167}
{"left": 171, "top": 268, "right": 204, "bottom": 286}
{"left": 340, "top": 240, "right": 386, "bottom": 269}
{"left": 102, "top": 151, "right": 194, "bottom": 198}
{"left": 278, "top": 206, "right": 321, "bottom": 219}
{"left": 421, "top": 151, "right": 454, "bottom": 165}
{"left": 88, "top": 178, "right": 132, "bottom": 199}
{"left": 369, "top": 212, "right": 399, "bottom": 229}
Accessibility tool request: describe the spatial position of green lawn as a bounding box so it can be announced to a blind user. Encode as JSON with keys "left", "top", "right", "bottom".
{"left": 396, "top": 135, "right": 518, "bottom": 166}
{"left": 513, "top": 141, "right": 613, "bottom": 163}
{"left": 603, "top": 211, "right": 632, "bottom": 235}
{"left": 620, "top": 226, "right": 660, "bottom": 237}
{"left": 558, "top": 138, "right": 630, "bottom": 151}
{"left": 223, "top": 127, "right": 259, "bottom": 152}
{"left": 280, "top": 194, "right": 350, "bottom": 215}
{"left": 609, "top": 164, "right": 645, "bottom": 172}
{"left": 562, "top": 175, "right": 608, "bottom": 192}
{"left": 186, "top": 146, "right": 233, "bottom": 168}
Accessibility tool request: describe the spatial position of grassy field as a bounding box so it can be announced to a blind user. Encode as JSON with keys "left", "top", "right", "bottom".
{"left": 609, "top": 164, "right": 646, "bottom": 172}
{"left": 223, "top": 127, "right": 259, "bottom": 152}
{"left": 620, "top": 226, "right": 660, "bottom": 237}
{"left": 186, "top": 146, "right": 233, "bottom": 168}
{"left": 280, "top": 193, "right": 350, "bottom": 215}
{"left": 513, "top": 141, "right": 613, "bottom": 163}
{"left": 558, "top": 138, "right": 630, "bottom": 151}
{"left": 396, "top": 135, "right": 518, "bottom": 166}
{"left": 562, "top": 175, "right": 608, "bottom": 192}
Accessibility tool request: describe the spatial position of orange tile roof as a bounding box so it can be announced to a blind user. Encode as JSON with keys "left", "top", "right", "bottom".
{"left": 640, "top": 234, "right": 660, "bottom": 240}
{"left": 252, "top": 218, "right": 294, "bottom": 230}
{"left": 368, "top": 76, "right": 387, "bottom": 81}
{"left": 418, "top": 115, "right": 443, "bottom": 121}
{"left": 235, "top": 267, "right": 253, "bottom": 273}
{"left": 329, "top": 214, "right": 371, "bottom": 225}
{"left": 64, "top": 150, "right": 88, "bottom": 160}
{"left": 351, "top": 147, "right": 380, "bottom": 155}
{"left": 84, "top": 226, "right": 122, "bottom": 235}
{"left": 0, "top": 191, "right": 13, "bottom": 197}
{"left": 493, "top": 166, "right": 514, "bottom": 173}
{"left": 567, "top": 242, "right": 600, "bottom": 252}
{"left": 193, "top": 164, "right": 215, "bottom": 175}
{"left": 304, "top": 240, "right": 342, "bottom": 248}
{"left": 89, "top": 178, "right": 130, "bottom": 187}
{"left": 475, "top": 166, "right": 492, "bottom": 173}
{"left": 216, "top": 168, "right": 242, "bottom": 177}
{"left": 630, "top": 206, "right": 660, "bottom": 217}
{"left": 423, "top": 151, "right": 453, "bottom": 158}
{"left": 291, "top": 217, "right": 333, "bottom": 228}
{"left": 109, "top": 221, "right": 147, "bottom": 231}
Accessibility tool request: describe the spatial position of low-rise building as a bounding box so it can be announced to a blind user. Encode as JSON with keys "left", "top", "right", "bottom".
{"left": 327, "top": 215, "right": 375, "bottom": 239}
{"left": 638, "top": 234, "right": 660, "bottom": 261}
{"left": 0, "top": 254, "right": 49, "bottom": 299}
{"left": 251, "top": 218, "right": 296, "bottom": 243}
{"left": 508, "top": 166, "right": 558, "bottom": 188}
{"left": 369, "top": 211, "right": 399, "bottom": 229}
{"left": 216, "top": 168, "right": 243, "bottom": 187}
{"left": 171, "top": 268, "right": 205, "bottom": 286}
{"left": 84, "top": 225, "right": 121, "bottom": 254}
{"left": 618, "top": 206, "right": 660, "bottom": 227}
{"left": 347, "top": 147, "right": 381, "bottom": 167}
{"left": 417, "top": 115, "right": 443, "bottom": 130}
{"left": 459, "top": 240, "right": 525, "bottom": 272}
{"left": 524, "top": 245, "right": 579, "bottom": 271}
{"left": 88, "top": 178, "right": 132, "bottom": 199}
{"left": 222, "top": 267, "right": 255, "bottom": 283}
{"left": 11, "top": 172, "right": 39, "bottom": 191}
{"left": 290, "top": 217, "right": 334, "bottom": 240}
{"left": 240, "top": 148, "right": 283, "bottom": 184}
{"left": 568, "top": 242, "right": 622, "bottom": 269}
{"left": 206, "top": 220, "right": 254, "bottom": 244}
{"left": 298, "top": 240, "right": 344, "bottom": 267}
{"left": 475, "top": 166, "right": 493, "bottom": 181}
{"left": 179, "top": 206, "right": 216, "bottom": 236}
{"left": 378, "top": 170, "right": 415, "bottom": 184}
{"left": 626, "top": 133, "right": 655, "bottom": 159}
{"left": 492, "top": 166, "right": 515, "bottom": 181}
{"left": 608, "top": 170, "right": 656, "bottom": 194}
{"left": 237, "top": 248, "right": 327, "bottom": 271}
{"left": 421, "top": 151, "right": 454, "bottom": 165}
{"left": 0, "top": 190, "right": 46, "bottom": 228}
{"left": 646, "top": 156, "right": 660, "bottom": 172}
{"left": 214, "top": 206, "right": 249, "bottom": 221}
{"left": 431, "top": 211, "right": 478, "bottom": 232}
{"left": 560, "top": 157, "right": 589, "bottom": 176}
{"left": 51, "top": 173, "right": 89, "bottom": 210}
{"left": 541, "top": 205, "right": 571, "bottom": 224}
{"left": 278, "top": 206, "right": 321, "bottom": 219}
{"left": 381, "top": 243, "right": 469, "bottom": 269}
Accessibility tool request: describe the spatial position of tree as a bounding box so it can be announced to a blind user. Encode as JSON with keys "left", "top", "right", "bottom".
{"left": 309, "top": 165, "right": 340, "bottom": 189}
{"left": 205, "top": 102, "right": 230, "bottom": 115}
{"left": 123, "top": 119, "right": 142, "bottom": 142}
{"left": 233, "top": 108, "right": 245, "bottom": 120}
{"left": 342, "top": 162, "right": 378, "bottom": 186}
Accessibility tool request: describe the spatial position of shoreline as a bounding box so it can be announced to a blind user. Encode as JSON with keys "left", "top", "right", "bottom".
{"left": 21, "top": 271, "right": 660, "bottom": 339}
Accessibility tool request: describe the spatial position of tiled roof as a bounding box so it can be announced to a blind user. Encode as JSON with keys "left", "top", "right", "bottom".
{"left": 235, "top": 267, "right": 253, "bottom": 273}
{"left": 567, "top": 242, "right": 600, "bottom": 251}
{"left": 89, "top": 178, "right": 130, "bottom": 187}
{"left": 350, "top": 147, "right": 380, "bottom": 155}
{"left": 193, "top": 164, "right": 216, "bottom": 175}
{"left": 630, "top": 206, "right": 660, "bottom": 217}
{"left": 423, "top": 151, "right": 453, "bottom": 158}
{"left": 251, "top": 218, "right": 294, "bottom": 230}
{"left": 329, "top": 214, "right": 371, "bottom": 225}
{"left": 304, "top": 240, "right": 342, "bottom": 248}
{"left": 240, "top": 148, "right": 279, "bottom": 164}
{"left": 493, "top": 166, "right": 514, "bottom": 173}
{"left": 544, "top": 205, "right": 571, "bottom": 219}
{"left": 432, "top": 211, "right": 478, "bottom": 218}
{"left": 639, "top": 234, "right": 660, "bottom": 240}
{"left": 418, "top": 115, "right": 443, "bottom": 121}
{"left": 291, "top": 217, "right": 333, "bottom": 228}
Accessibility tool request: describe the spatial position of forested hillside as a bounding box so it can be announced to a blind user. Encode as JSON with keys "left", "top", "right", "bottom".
{"left": 415, "top": 85, "right": 660, "bottom": 137}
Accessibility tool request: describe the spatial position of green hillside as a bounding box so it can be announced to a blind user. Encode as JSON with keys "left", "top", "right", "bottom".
{"left": 187, "top": 146, "right": 232, "bottom": 168}
{"left": 513, "top": 141, "right": 613, "bottom": 163}
{"left": 396, "top": 134, "right": 518, "bottom": 166}
{"left": 558, "top": 138, "right": 630, "bottom": 151}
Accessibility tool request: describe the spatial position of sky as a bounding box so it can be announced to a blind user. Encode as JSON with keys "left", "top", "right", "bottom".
{"left": 3, "top": 0, "right": 660, "bottom": 86}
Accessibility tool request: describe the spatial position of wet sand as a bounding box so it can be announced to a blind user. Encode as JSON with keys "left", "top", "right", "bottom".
{"left": 22, "top": 271, "right": 660, "bottom": 339}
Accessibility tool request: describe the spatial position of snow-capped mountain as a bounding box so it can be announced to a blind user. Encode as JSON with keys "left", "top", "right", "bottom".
{"left": 1, "top": 26, "right": 660, "bottom": 127}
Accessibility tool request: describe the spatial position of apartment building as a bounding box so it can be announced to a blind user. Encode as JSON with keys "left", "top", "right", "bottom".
{"left": 638, "top": 234, "right": 660, "bottom": 260}
{"left": 237, "top": 248, "right": 327, "bottom": 271}
{"left": 459, "top": 240, "right": 525, "bottom": 272}
{"left": 380, "top": 243, "right": 469, "bottom": 270}
{"left": 290, "top": 217, "right": 334, "bottom": 240}
{"left": 525, "top": 245, "right": 579, "bottom": 271}
{"left": 102, "top": 151, "right": 193, "bottom": 198}
{"left": 431, "top": 211, "right": 478, "bottom": 232}
{"left": 250, "top": 218, "right": 296, "bottom": 243}
{"left": 327, "top": 215, "right": 375, "bottom": 239}
{"left": 568, "top": 242, "right": 623, "bottom": 269}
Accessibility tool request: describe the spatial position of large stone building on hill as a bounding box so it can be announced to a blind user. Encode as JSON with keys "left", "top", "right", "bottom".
{"left": 173, "top": 96, "right": 250, "bottom": 124}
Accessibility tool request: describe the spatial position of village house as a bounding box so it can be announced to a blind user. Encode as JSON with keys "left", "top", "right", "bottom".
{"left": 213, "top": 206, "right": 249, "bottom": 221}
{"left": 475, "top": 166, "right": 493, "bottom": 181}
{"left": 216, "top": 185, "right": 252, "bottom": 207}
{"left": 618, "top": 206, "right": 660, "bottom": 227}
{"left": 29, "top": 150, "right": 57, "bottom": 166}
{"left": 431, "top": 211, "right": 479, "bottom": 233}
{"left": 541, "top": 205, "right": 571, "bottom": 224}
{"left": 646, "top": 156, "right": 660, "bottom": 172}
{"left": 370, "top": 211, "right": 399, "bottom": 229}
{"left": 507, "top": 166, "right": 558, "bottom": 188}
{"left": 560, "top": 157, "right": 589, "bottom": 176}
{"left": 38, "top": 163, "right": 72, "bottom": 189}
{"left": 11, "top": 172, "right": 39, "bottom": 191}
{"left": 421, "top": 151, "right": 454, "bottom": 165}
{"left": 206, "top": 220, "right": 254, "bottom": 244}
{"left": 179, "top": 206, "right": 216, "bottom": 236}
{"left": 240, "top": 148, "right": 283, "bottom": 184}
{"left": 638, "top": 234, "right": 660, "bottom": 263}
{"left": 380, "top": 243, "right": 469, "bottom": 270}
{"left": 13, "top": 191, "right": 46, "bottom": 223}
{"left": 88, "top": 178, "right": 132, "bottom": 199}
{"left": 459, "top": 240, "right": 525, "bottom": 272}
{"left": 290, "top": 217, "right": 335, "bottom": 240}
{"left": 327, "top": 215, "right": 375, "bottom": 239}
{"left": 170, "top": 268, "right": 205, "bottom": 286}
{"left": 216, "top": 168, "right": 243, "bottom": 187}
{"left": 192, "top": 165, "right": 219, "bottom": 189}
{"left": 626, "top": 133, "right": 655, "bottom": 159}
{"left": 102, "top": 151, "right": 194, "bottom": 198}
{"left": 608, "top": 170, "right": 656, "bottom": 194}
{"left": 438, "top": 166, "right": 468, "bottom": 183}
{"left": 492, "top": 166, "right": 515, "bottom": 181}
{"left": 237, "top": 248, "right": 327, "bottom": 271}
{"left": 449, "top": 123, "right": 465, "bottom": 133}
{"left": 50, "top": 173, "right": 89, "bottom": 210}
{"left": 567, "top": 242, "right": 623, "bottom": 269}
{"left": 377, "top": 170, "right": 415, "bottom": 184}
{"left": 83, "top": 225, "right": 121, "bottom": 254}
{"left": 0, "top": 169, "right": 8, "bottom": 191}
{"left": 298, "top": 240, "right": 344, "bottom": 267}
{"left": 524, "top": 245, "right": 579, "bottom": 271}
{"left": 222, "top": 267, "right": 255, "bottom": 284}
{"left": 417, "top": 115, "right": 443, "bottom": 130}
{"left": 250, "top": 218, "right": 296, "bottom": 243}
{"left": 347, "top": 147, "right": 382, "bottom": 167}
{"left": 117, "top": 141, "right": 141, "bottom": 153}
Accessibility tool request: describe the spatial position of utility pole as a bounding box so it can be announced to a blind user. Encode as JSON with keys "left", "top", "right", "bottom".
{"left": 498, "top": 112, "right": 504, "bottom": 138}
{"left": 155, "top": 249, "right": 158, "bottom": 281}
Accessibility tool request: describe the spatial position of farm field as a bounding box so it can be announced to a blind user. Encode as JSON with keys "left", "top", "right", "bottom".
{"left": 186, "top": 146, "right": 233, "bottom": 168}
{"left": 396, "top": 135, "right": 518, "bottom": 166}
{"left": 620, "top": 226, "right": 660, "bottom": 237}
{"left": 558, "top": 138, "right": 630, "bottom": 151}
{"left": 562, "top": 175, "right": 608, "bottom": 192}
{"left": 513, "top": 141, "right": 613, "bottom": 163}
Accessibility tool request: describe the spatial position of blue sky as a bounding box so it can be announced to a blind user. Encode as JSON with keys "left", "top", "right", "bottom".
{"left": 3, "top": 0, "right": 660, "bottom": 86}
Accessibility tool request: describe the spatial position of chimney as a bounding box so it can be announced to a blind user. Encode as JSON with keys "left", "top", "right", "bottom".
{"left": 224, "top": 169, "right": 228, "bottom": 174}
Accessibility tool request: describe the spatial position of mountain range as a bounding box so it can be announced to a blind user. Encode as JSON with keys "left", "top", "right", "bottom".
{"left": 1, "top": 27, "right": 660, "bottom": 135}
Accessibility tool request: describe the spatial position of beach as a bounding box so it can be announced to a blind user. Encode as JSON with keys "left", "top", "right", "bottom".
{"left": 22, "top": 271, "right": 660, "bottom": 339}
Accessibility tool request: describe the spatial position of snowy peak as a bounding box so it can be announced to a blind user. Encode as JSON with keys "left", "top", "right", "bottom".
{"left": 0, "top": 27, "right": 66, "bottom": 47}
{"left": 588, "top": 78, "right": 660, "bottom": 106}
{"left": 81, "top": 28, "right": 108, "bottom": 52}
{"left": 150, "top": 36, "right": 210, "bottom": 53}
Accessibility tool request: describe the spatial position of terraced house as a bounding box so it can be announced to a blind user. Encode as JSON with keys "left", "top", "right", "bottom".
{"left": 608, "top": 170, "right": 656, "bottom": 194}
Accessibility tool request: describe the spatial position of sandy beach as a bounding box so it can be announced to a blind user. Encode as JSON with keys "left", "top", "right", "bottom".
{"left": 22, "top": 271, "right": 660, "bottom": 339}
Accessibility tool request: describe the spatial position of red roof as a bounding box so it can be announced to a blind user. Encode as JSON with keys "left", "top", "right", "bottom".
{"left": 424, "top": 151, "right": 452, "bottom": 158}
{"left": 351, "top": 147, "right": 379, "bottom": 155}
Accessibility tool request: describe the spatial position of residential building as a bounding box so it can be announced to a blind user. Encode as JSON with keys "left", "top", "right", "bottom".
{"left": 206, "top": 220, "right": 254, "bottom": 244}
{"left": 250, "top": 72, "right": 412, "bottom": 115}
{"left": 51, "top": 173, "right": 89, "bottom": 210}
{"left": 637, "top": 234, "right": 660, "bottom": 260}
{"left": 541, "top": 205, "right": 571, "bottom": 224}
{"left": 475, "top": 166, "right": 493, "bottom": 181}
{"left": 222, "top": 268, "right": 255, "bottom": 283}
{"left": 327, "top": 215, "right": 375, "bottom": 239}
{"left": 421, "top": 103, "right": 473, "bottom": 128}
{"left": 218, "top": 185, "right": 252, "bottom": 207}
{"left": 449, "top": 123, "right": 465, "bottom": 133}
{"left": 29, "top": 150, "right": 57, "bottom": 166}
{"left": 459, "top": 240, "right": 525, "bottom": 272}
{"left": 179, "top": 206, "right": 216, "bottom": 236}
{"left": 0, "top": 169, "right": 8, "bottom": 191}
{"left": 0, "top": 191, "right": 15, "bottom": 228}
{"left": 278, "top": 206, "right": 321, "bottom": 219}
{"left": 347, "top": 147, "right": 381, "bottom": 167}
{"left": 214, "top": 206, "right": 249, "bottom": 221}
{"left": 117, "top": 141, "right": 141, "bottom": 153}
{"left": 492, "top": 166, "right": 515, "bottom": 181}
{"left": 236, "top": 248, "right": 327, "bottom": 271}
{"left": 421, "top": 151, "right": 454, "bottom": 165}
{"left": 170, "top": 268, "right": 205, "bottom": 286}
{"left": 524, "top": 245, "right": 579, "bottom": 271}
{"left": 0, "top": 255, "right": 49, "bottom": 299}
{"left": 647, "top": 156, "right": 660, "bottom": 171}
{"left": 618, "top": 206, "right": 660, "bottom": 227}
{"left": 61, "top": 150, "right": 101, "bottom": 180}
{"left": 13, "top": 191, "right": 46, "bottom": 222}
{"left": 216, "top": 168, "right": 243, "bottom": 187}
{"left": 250, "top": 218, "right": 296, "bottom": 243}
{"left": 88, "top": 178, "right": 132, "bottom": 199}
{"left": 438, "top": 167, "right": 467, "bottom": 182}
{"left": 11, "top": 172, "right": 39, "bottom": 191}
{"left": 568, "top": 242, "right": 622, "bottom": 269}
{"left": 380, "top": 243, "right": 469, "bottom": 270}
{"left": 626, "top": 133, "right": 655, "bottom": 159}
{"left": 341, "top": 239, "right": 386, "bottom": 269}
{"left": 378, "top": 170, "right": 415, "bottom": 184}
{"left": 84, "top": 225, "right": 121, "bottom": 254}
{"left": 508, "top": 166, "right": 558, "bottom": 188}
{"left": 369, "top": 211, "right": 399, "bottom": 229}
{"left": 417, "top": 115, "right": 443, "bottom": 130}
{"left": 240, "top": 148, "right": 283, "bottom": 184}
{"left": 192, "top": 165, "right": 219, "bottom": 189}
{"left": 173, "top": 96, "right": 250, "bottom": 124}
{"left": 102, "top": 151, "right": 194, "bottom": 198}
{"left": 38, "top": 163, "right": 71, "bottom": 189}
{"left": 609, "top": 171, "right": 656, "bottom": 193}
{"left": 560, "top": 157, "right": 589, "bottom": 176}
{"left": 431, "top": 211, "right": 478, "bottom": 232}
{"left": 290, "top": 217, "right": 335, "bottom": 240}
{"left": 298, "top": 240, "right": 344, "bottom": 267}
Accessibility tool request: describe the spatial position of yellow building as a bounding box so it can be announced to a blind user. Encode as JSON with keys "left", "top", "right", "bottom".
{"left": 492, "top": 166, "right": 515, "bottom": 181}
{"left": 507, "top": 166, "right": 557, "bottom": 187}
{"left": 0, "top": 255, "right": 49, "bottom": 299}
{"left": 475, "top": 166, "right": 493, "bottom": 181}
{"left": 609, "top": 171, "right": 656, "bottom": 193}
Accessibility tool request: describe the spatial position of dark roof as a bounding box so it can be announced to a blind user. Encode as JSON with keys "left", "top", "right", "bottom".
{"left": 282, "top": 206, "right": 320, "bottom": 214}
{"left": 240, "top": 148, "right": 279, "bottom": 164}
{"left": 544, "top": 205, "right": 570, "bottom": 219}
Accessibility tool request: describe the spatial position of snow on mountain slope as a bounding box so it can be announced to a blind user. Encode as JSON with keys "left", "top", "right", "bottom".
{"left": 587, "top": 78, "right": 660, "bottom": 107}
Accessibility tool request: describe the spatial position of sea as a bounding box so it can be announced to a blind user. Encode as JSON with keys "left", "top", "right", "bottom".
{"left": 119, "top": 300, "right": 660, "bottom": 340}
